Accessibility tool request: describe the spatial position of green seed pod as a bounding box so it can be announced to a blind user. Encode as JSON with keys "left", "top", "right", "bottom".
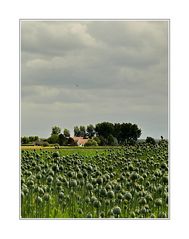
{"left": 36, "top": 196, "right": 43, "bottom": 204}
{"left": 59, "top": 165, "right": 64, "bottom": 171}
{"left": 86, "top": 183, "right": 93, "bottom": 191}
{"left": 161, "top": 162, "right": 167, "bottom": 169}
{"left": 78, "top": 208, "right": 83, "bottom": 214}
{"left": 52, "top": 151, "right": 59, "bottom": 158}
{"left": 158, "top": 212, "right": 167, "bottom": 218}
{"left": 22, "top": 187, "right": 29, "bottom": 195}
{"left": 105, "top": 184, "right": 112, "bottom": 191}
{"left": 38, "top": 187, "right": 44, "bottom": 195}
{"left": 124, "top": 191, "right": 132, "bottom": 201}
{"left": 58, "top": 192, "right": 64, "bottom": 200}
{"left": 112, "top": 206, "right": 121, "bottom": 215}
{"left": 146, "top": 193, "right": 153, "bottom": 202}
{"left": 96, "top": 177, "right": 103, "bottom": 185}
{"left": 70, "top": 179, "right": 77, "bottom": 188}
{"left": 67, "top": 171, "right": 73, "bottom": 178}
{"left": 130, "top": 171, "right": 139, "bottom": 181}
{"left": 47, "top": 175, "right": 53, "bottom": 184}
{"left": 36, "top": 173, "right": 42, "bottom": 180}
{"left": 56, "top": 179, "right": 62, "bottom": 187}
{"left": 155, "top": 198, "right": 162, "bottom": 207}
{"left": 91, "top": 196, "right": 97, "bottom": 203}
{"left": 100, "top": 188, "right": 107, "bottom": 197}
{"left": 118, "top": 193, "right": 123, "bottom": 200}
{"left": 162, "top": 175, "right": 168, "bottom": 184}
{"left": 83, "top": 170, "right": 88, "bottom": 178}
{"left": 86, "top": 213, "right": 92, "bottom": 218}
{"left": 115, "top": 183, "right": 121, "bottom": 192}
{"left": 27, "top": 179, "right": 34, "bottom": 187}
{"left": 52, "top": 164, "right": 59, "bottom": 172}
{"left": 105, "top": 199, "right": 110, "bottom": 206}
{"left": 43, "top": 193, "right": 50, "bottom": 201}
{"left": 48, "top": 169, "right": 54, "bottom": 177}
{"left": 140, "top": 207, "right": 147, "bottom": 214}
{"left": 139, "top": 197, "right": 147, "bottom": 205}
{"left": 100, "top": 211, "right": 105, "bottom": 218}
{"left": 130, "top": 212, "right": 136, "bottom": 218}
{"left": 128, "top": 164, "right": 134, "bottom": 171}
{"left": 77, "top": 171, "right": 83, "bottom": 179}
{"left": 107, "top": 190, "right": 115, "bottom": 199}
{"left": 85, "top": 197, "right": 90, "bottom": 204}
{"left": 79, "top": 178, "right": 84, "bottom": 186}
{"left": 93, "top": 199, "right": 101, "bottom": 208}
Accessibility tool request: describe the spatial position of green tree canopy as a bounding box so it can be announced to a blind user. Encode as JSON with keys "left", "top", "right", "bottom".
{"left": 74, "top": 126, "right": 80, "bottom": 137}
{"left": 145, "top": 136, "right": 156, "bottom": 145}
{"left": 64, "top": 128, "right": 70, "bottom": 138}
{"left": 79, "top": 126, "right": 86, "bottom": 137}
{"left": 51, "top": 126, "right": 61, "bottom": 136}
{"left": 48, "top": 134, "right": 59, "bottom": 144}
{"left": 86, "top": 124, "right": 95, "bottom": 138}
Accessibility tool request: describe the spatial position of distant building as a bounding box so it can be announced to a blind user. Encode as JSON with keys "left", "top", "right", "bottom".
{"left": 72, "top": 137, "right": 89, "bottom": 146}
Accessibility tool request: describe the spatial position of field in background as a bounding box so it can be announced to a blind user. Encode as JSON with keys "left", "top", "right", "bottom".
{"left": 21, "top": 146, "right": 122, "bottom": 157}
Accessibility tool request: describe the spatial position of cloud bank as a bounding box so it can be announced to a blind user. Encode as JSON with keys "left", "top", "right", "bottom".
{"left": 21, "top": 20, "right": 168, "bottom": 139}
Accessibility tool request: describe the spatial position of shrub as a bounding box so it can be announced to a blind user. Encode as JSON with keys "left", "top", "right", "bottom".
{"left": 84, "top": 139, "right": 98, "bottom": 147}
{"left": 42, "top": 141, "right": 49, "bottom": 147}
{"left": 107, "top": 134, "right": 118, "bottom": 146}
{"left": 93, "top": 136, "right": 101, "bottom": 145}
{"left": 145, "top": 137, "right": 156, "bottom": 145}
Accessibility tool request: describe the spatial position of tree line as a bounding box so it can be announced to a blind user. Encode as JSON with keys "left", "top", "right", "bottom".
{"left": 21, "top": 122, "right": 165, "bottom": 147}
{"left": 21, "top": 122, "right": 143, "bottom": 146}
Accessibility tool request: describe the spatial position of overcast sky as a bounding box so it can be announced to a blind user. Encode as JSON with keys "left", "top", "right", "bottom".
{"left": 21, "top": 20, "right": 168, "bottom": 139}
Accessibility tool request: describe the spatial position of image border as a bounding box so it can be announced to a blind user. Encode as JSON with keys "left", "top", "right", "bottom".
{"left": 19, "top": 18, "right": 170, "bottom": 220}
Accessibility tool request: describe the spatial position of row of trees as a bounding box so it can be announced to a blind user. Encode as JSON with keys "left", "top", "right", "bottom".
{"left": 45, "top": 126, "right": 75, "bottom": 146}
{"left": 21, "top": 127, "right": 73, "bottom": 146}
{"left": 21, "top": 136, "right": 39, "bottom": 145}
{"left": 74, "top": 125, "right": 95, "bottom": 138}
{"left": 22, "top": 122, "right": 164, "bottom": 147}
{"left": 73, "top": 122, "right": 141, "bottom": 146}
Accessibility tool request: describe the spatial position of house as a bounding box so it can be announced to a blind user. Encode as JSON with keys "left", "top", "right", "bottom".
{"left": 72, "top": 137, "right": 89, "bottom": 146}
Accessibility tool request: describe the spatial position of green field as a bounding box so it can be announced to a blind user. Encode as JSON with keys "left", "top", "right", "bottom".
{"left": 21, "top": 142, "right": 168, "bottom": 218}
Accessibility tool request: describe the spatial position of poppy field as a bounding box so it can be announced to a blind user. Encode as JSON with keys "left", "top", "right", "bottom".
{"left": 21, "top": 141, "right": 168, "bottom": 219}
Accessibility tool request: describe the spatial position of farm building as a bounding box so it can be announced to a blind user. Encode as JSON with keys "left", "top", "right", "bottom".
{"left": 72, "top": 137, "right": 89, "bottom": 146}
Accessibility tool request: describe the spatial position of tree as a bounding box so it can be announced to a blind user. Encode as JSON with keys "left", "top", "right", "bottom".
{"left": 42, "top": 141, "right": 49, "bottom": 147}
{"left": 93, "top": 136, "right": 101, "bottom": 145}
{"left": 74, "top": 126, "right": 80, "bottom": 137}
{"left": 145, "top": 136, "right": 156, "bottom": 145}
{"left": 98, "top": 136, "right": 107, "bottom": 146}
{"left": 114, "top": 123, "right": 122, "bottom": 143}
{"left": 21, "top": 136, "right": 29, "bottom": 144}
{"left": 47, "top": 134, "right": 59, "bottom": 144}
{"left": 95, "top": 122, "right": 114, "bottom": 139}
{"left": 79, "top": 126, "right": 86, "bottom": 137}
{"left": 58, "top": 133, "right": 67, "bottom": 146}
{"left": 64, "top": 128, "right": 70, "bottom": 138}
{"left": 107, "top": 134, "right": 118, "bottom": 146}
{"left": 51, "top": 126, "right": 61, "bottom": 136}
{"left": 87, "top": 124, "right": 95, "bottom": 138}
{"left": 28, "top": 136, "right": 39, "bottom": 143}
{"left": 119, "top": 123, "right": 141, "bottom": 144}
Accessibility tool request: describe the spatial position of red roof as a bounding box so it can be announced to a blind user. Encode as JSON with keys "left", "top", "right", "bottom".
{"left": 72, "top": 137, "right": 89, "bottom": 145}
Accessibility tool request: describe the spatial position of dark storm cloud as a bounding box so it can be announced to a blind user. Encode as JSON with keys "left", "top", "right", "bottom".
{"left": 21, "top": 20, "right": 168, "bottom": 139}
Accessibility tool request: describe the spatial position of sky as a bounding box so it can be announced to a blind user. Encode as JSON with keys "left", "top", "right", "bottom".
{"left": 21, "top": 20, "right": 168, "bottom": 139}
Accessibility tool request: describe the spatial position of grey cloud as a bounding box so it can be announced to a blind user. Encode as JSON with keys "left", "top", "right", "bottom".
{"left": 21, "top": 20, "right": 168, "bottom": 139}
